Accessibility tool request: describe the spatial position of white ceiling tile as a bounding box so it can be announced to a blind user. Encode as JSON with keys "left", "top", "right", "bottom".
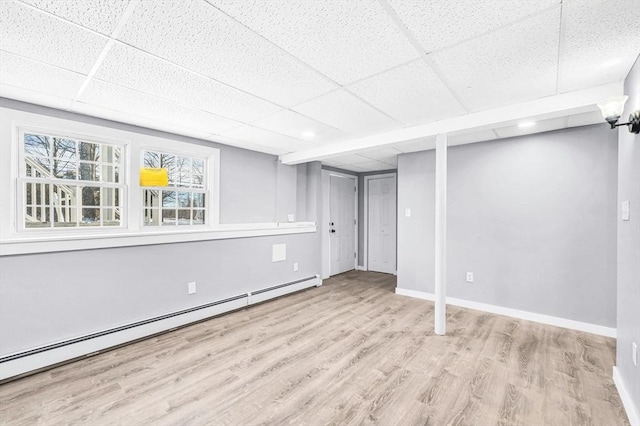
{"left": 566, "top": 111, "right": 604, "bottom": 128}
{"left": 559, "top": 0, "right": 640, "bottom": 93}
{"left": 79, "top": 79, "right": 241, "bottom": 135}
{"left": 94, "top": 43, "right": 281, "bottom": 123}
{"left": 292, "top": 90, "right": 399, "bottom": 135}
{"left": 0, "top": 51, "right": 85, "bottom": 99}
{"left": 321, "top": 160, "right": 349, "bottom": 168}
{"left": 357, "top": 147, "right": 401, "bottom": 166}
{"left": 19, "top": 0, "right": 130, "bottom": 35}
{"left": 221, "top": 125, "right": 307, "bottom": 153}
{"left": 387, "top": 0, "right": 559, "bottom": 53}
{"left": 431, "top": 7, "right": 561, "bottom": 112}
{"left": 209, "top": 0, "right": 419, "bottom": 85}
{"left": 73, "top": 102, "right": 215, "bottom": 141}
{"left": 494, "top": 117, "right": 567, "bottom": 139}
{"left": 348, "top": 160, "right": 396, "bottom": 171}
{"left": 251, "top": 109, "right": 349, "bottom": 144}
{"left": 348, "top": 60, "right": 466, "bottom": 126}
{"left": 324, "top": 153, "right": 371, "bottom": 165}
{"left": 205, "top": 134, "right": 288, "bottom": 156}
{"left": 393, "top": 136, "right": 436, "bottom": 153}
{"left": 448, "top": 129, "right": 497, "bottom": 146}
{"left": 0, "top": 0, "right": 108, "bottom": 74}
{"left": 118, "top": 0, "right": 336, "bottom": 107}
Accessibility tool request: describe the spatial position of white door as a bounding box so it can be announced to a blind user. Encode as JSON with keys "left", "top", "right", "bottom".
{"left": 330, "top": 175, "right": 356, "bottom": 276}
{"left": 368, "top": 176, "right": 396, "bottom": 274}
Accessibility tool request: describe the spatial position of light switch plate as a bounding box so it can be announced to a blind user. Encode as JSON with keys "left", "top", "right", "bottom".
{"left": 622, "top": 200, "right": 630, "bottom": 221}
{"left": 405, "top": 208, "right": 411, "bottom": 217}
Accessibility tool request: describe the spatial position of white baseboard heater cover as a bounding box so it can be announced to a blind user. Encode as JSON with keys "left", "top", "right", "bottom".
{"left": 0, "top": 275, "right": 320, "bottom": 382}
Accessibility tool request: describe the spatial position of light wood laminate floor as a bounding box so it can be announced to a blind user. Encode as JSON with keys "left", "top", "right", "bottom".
{"left": 0, "top": 271, "right": 629, "bottom": 425}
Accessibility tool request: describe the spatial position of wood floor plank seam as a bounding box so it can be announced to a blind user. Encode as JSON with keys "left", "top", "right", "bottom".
{"left": 0, "top": 271, "right": 630, "bottom": 426}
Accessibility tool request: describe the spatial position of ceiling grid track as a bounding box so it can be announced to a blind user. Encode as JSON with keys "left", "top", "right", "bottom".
{"left": 202, "top": 0, "right": 405, "bottom": 127}
{"left": 71, "top": 0, "right": 141, "bottom": 105}
{"left": 555, "top": 0, "right": 568, "bottom": 95}
{"left": 376, "top": 0, "right": 471, "bottom": 114}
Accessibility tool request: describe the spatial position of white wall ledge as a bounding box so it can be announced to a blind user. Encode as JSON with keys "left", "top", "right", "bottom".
{"left": 0, "top": 222, "right": 317, "bottom": 256}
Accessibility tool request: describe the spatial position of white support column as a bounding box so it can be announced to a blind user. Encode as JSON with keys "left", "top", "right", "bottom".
{"left": 435, "top": 133, "right": 447, "bottom": 335}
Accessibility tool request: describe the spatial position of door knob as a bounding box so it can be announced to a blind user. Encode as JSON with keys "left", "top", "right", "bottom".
{"left": 330, "top": 229, "right": 336, "bottom": 233}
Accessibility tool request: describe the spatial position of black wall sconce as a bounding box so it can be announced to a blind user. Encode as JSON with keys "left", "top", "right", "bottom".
{"left": 597, "top": 95, "right": 640, "bottom": 134}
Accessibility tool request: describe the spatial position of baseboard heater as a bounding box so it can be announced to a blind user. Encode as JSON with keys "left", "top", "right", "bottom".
{"left": 0, "top": 275, "right": 321, "bottom": 382}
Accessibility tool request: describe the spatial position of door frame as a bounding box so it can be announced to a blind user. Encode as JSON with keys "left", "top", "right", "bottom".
{"left": 363, "top": 172, "right": 397, "bottom": 272}
{"left": 321, "top": 169, "right": 358, "bottom": 279}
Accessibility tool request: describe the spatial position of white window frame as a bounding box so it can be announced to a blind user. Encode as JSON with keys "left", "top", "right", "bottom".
{"left": 0, "top": 107, "right": 314, "bottom": 256}
{"left": 137, "top": 144, "right": 219, "bottom": 230}
{"left": 16, "top": 125, "right": 128, "bottom": 235}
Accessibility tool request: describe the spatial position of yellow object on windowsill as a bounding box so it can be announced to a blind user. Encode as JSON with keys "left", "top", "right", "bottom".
{"left": 140, "top": 168, "right": 169, "bottom": 187}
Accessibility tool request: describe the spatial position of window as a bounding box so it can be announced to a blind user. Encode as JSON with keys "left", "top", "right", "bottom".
{"left": 142, "top": 150, "right": 207, "bottom": 226}
{"left": 19, "top": 130, "right": 124, "bottom": 229}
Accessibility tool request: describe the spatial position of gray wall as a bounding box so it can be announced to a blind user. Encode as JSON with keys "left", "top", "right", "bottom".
{"left": 397, "top": 124, "right": 618, "bottom": 327}
{"left": 616, "top": 55, "right": 640, "bottom": 413}
{"left": 397, "top": 151, "right": 436, "bottom": 291}
{"left": 0, "top": 100, "right": 322, "bottom": 356}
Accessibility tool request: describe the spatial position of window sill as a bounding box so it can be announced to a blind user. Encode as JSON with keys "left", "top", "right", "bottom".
{"left": 0, "top": 222, "right": 317, "bottom": 256}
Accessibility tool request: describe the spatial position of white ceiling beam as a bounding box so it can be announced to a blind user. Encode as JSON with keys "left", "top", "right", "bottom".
{"left": 279, "top": 82, "right": 622, "bottom": 165}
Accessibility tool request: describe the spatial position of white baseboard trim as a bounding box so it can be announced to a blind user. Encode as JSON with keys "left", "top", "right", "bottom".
{"left": 395, "top": 287, "right": 435, "bottom": 301}
{"left": 394, "top": 287, "right": 616, "bottom": 338}
{"left": 613, "top": 366, "right": 640, "bottom": 426}
{"left": 356, "top": 265, "right": 367, "bottom": 271}
{"left": 0, "top": 276, "right": 320, "bottom": 382}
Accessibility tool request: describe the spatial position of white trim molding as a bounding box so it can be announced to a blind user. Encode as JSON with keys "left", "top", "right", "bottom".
{"left": 363, "top": 172, "right": 397, "bottom": 272}
{"left": 0, "top": 222, "right": 317, "bottom": 256}
{"left": 613, "top": 367, "right": 640, "bottom": 426}
{"left": 0, "top": 276, "right": 320, "bottom": 381}
{"left": 280, "top": 83, "right": 623, "bottom": 165}
{"left": 394, "top": 287, "right": 616, "bottom": 338}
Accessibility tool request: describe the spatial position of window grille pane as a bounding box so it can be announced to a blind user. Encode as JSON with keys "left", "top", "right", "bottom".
{"left": 53, "top": 160, "right": 77, "bottom": 180}
{"left": 53, "top": 138, "right": 76, "bottom": 161}
{"left": 192, "top": 159, "right": 204, "bottom": 175}
{"left": 81, "top": 208, "right": 100, "bottom": 226}
{"left": 192, "top": 174, "right": 204, "bottom": 188}
{"left": 177, "top": 209, "right": 191, "bottom": 225}
{"left": 193, "top": 193, "right": 205, "bottom": 208}
{"left": 178, "top": 192, "right": 191, "bottom": 208}
{"left": 79, "top": 162, "right": 99, "bottom": 181}
{"left": 82, "top": 186, "right": 100, "bottom": 207}
{"left": 101, "top": 164, "right": 118, "bottom": 183}
{"left": 162, "top": 209, "right": 176, "bottom": 225}
{"left": 143, "top": 189, "right": 160, "bottom": 208}
{"left": 144, "top": 150, "right": 160, "bottom": 168}
{"left": 102, "top": 188, "right": 120, "bottom": 208}
{"left": 102, "top": 208, "right": 120, "bottom": 226}
{"left": 52, "top": 185, "right": 78, "bottom": 226}
{"left": 193, "top": 209, "right": 205, "bottom": 224}
{"left": 24, "top": 134, "right": 50, "bottom": 157}
{"left": 25, "top": 157, "right": 51, "bottom": 177}
{"left": 162, "top": 191, "right": 176, "bottom": 207}
{"left": 79, "top": 141, "right": 100, "bottom": 161}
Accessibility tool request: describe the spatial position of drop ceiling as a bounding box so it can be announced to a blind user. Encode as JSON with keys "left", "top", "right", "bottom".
{"left": 1, "top": 0, "right": 638, "bottom": 172}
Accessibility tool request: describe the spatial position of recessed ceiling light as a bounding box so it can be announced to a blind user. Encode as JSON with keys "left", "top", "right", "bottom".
{"left": 518, "top": 121, "right": 536, "bottom": 128}
{"left": 301, "top": 131, "right": 316, "bottom": 138}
